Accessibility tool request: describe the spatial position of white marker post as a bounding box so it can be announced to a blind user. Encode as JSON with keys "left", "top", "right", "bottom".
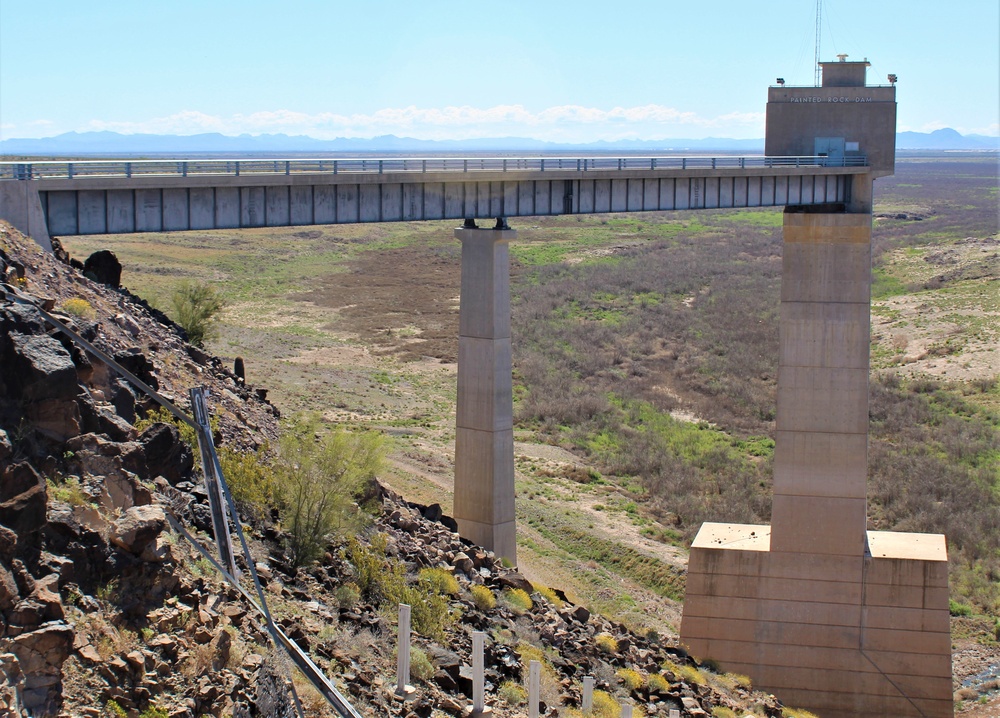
{"left": 395, "top": 604, "right": 416, "bottom": 700}
{"left": 582, "top": 676, "right": 594, "bottom": 713}
{"left": 528, "top": 659, "right": 540, "bottom": 718}
{"left": 669, "top": 710, "right": 680, "bottom": 718}
{"left": 471, "top": 630, "right": 491, "bottom": 715}
{"left": 621, "top": 704, "right": 633, "bottom": 718}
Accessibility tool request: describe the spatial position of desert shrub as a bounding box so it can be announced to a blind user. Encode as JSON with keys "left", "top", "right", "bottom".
{"left": 711, "top": 708, "right": 737, "bottom": 718}
{"left": 501, "top": 588, "right": 533, "bottom": 614}
{"left": 61, "top": 297, "right": 95, "bottom": 319}
{"left": 217, "top": 444, "right": 276, "bottom": 521}
{"left": 419, "top": 567, "right": 460, "bottom": 597}
{"left": 782, "top": 710, "right": 820, "bottom": 718}
{"left": 170, "top": 281, "right": 225, "bottom": 347}
{"left": 104, "top": 701, "right": 127, "bottom": 718}
{"left": 470, "top": 584, "right": 496, "bottom": 610}
{"left": 949, "top": 599, "right": 973, "bottom": 617}
{"left": 47, "top": 476, "right": 91, "bottom": 506}
{"left": 595, "top": 632, "right": 618, "bottom": 654}
{"left": 275, "top": 415, "right": 385, "bottom": 569}
{"left": 344, "top": 536, "right": 454, "bottom": 640}
{"left": 335, "top": 583, "right": 360, "bottom": 610}
{"left": 590, "top": 689, "right": 619, "bottom": 718}
{"left": 138, "top": 708, "right": 169, "bottom": 718}
{"left": 534, "top": 584, "right": 564, "bottom": 607}
{"left": 410, "top": 646, "right": 435, "bottom": 682}
{"left": 617, "top": 667, "right": 644, "bottom": 691}
{"left": 663, "top": 660, "right": 705, "bottom": 685}
{"left": 647, "top": 672, "right": 670, "bottom": 693}
{"left": 498, "top": 680, "right": 527, "bottom": 706}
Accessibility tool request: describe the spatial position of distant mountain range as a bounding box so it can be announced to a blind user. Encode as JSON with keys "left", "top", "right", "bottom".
{"left": 1, "top": 128, "right": 996, "bottom": 155}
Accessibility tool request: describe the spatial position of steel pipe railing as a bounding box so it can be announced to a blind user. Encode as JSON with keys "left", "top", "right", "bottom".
{"left": 0, "top": 155, "right": 868, "bottom": 181}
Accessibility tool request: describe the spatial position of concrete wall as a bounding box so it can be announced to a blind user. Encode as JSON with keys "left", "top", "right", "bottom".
{"left": 765, "top": 86, "right": 896, "bottom": 176}
{"left": 32, "top": 170, "right": 853, "bottom": 237}
{"left": 0, "top": 180, "right": 52, "bottom": 250}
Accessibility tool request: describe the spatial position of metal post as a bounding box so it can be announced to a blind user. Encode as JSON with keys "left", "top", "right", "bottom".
{"left": 621, "top": 704, "right": 632, "bottom": 718}
{"left": 582, "top": 676, "right": 594, "bottom": 713}
{"left": 528, "top": 660, "right": 540, "bottom": 718}
{"left": 395, "top": 604, "right": 415, "bottom": 699}
{"left": 472, "top": 631, "right": 486, "bottom": 714}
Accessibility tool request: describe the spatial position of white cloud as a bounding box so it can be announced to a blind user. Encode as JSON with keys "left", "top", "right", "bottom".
{"left": 77, "top": 104, "right": 767, "bottom": 142}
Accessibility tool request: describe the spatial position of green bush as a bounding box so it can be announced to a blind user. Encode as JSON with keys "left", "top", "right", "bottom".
{"left": 419, "top": 567, "right": 460, "bottom": 597}
{"left": 218, "top": 443, "right": 276, "bottom": 521}
{"left": 502, "top": 588, "right": 533, "bottom": 614}
{"left": 344, "top": 535, "right": 454, "bottom": 640}
{"left": 647, "top": 672, "right": 670, "bottom": 693}
{"left": 335, "top": 583, "right": 360, "bottom": 610}
{"left": 617, "top": 667, "right": 643, "bottom": 691}
{"left": 470, "top": 584, "right": 496, "bottom": 610}
{"left": 170, "top": 281, "right": 225, "bottom": 347}
{"left": 276, "top": 415, "right": 385, "bottom": 569}
{"left": 410, "top": 646, "right": 435, "bottom": 682}
{"left": 595, "top": 632, "right": 618, "bottom": 654}
{"left": 949, "top": 598, "right": 974, "bottom": 617}
{"left": 498, "top": 680, "right": 527, "bottom": 706}
{"left": 61, "top": 297, "right": 95, "bottom": 319}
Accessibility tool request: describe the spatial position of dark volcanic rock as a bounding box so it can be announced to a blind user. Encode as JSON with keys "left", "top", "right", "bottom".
{"left": 139, "top": 422, "right": 194, "bottom": 485}
{"left": 82, "top": 250, "right": 122, "bottom": 288}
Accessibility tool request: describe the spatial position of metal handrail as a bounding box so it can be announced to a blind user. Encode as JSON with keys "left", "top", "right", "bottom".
{"left": 0, "top": 155, "right": 869, "bottom": 180}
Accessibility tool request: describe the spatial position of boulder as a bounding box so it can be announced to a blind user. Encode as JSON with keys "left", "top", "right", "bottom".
{"left": 139, "top": 422, "right": 194, "bottom": 485}
{"left": 2, "top": 332, "right": 79, "bottom": 403}
{"left": 110, "top": 505, "right": 167, "bottom": 555}
{"left": 9, "top": 622, "right": 73, "bottom": 716}
{"left": 0, "top": 466, "right": 47, "bottom": 536}
{"left": 113, "top": 348, "right": 158, "bottom": 390}
{"left": 0, "top": 652, "right": 27, "bottom": 718}
{"left": 82, "top": 250, "right": 122, "bottom": 288}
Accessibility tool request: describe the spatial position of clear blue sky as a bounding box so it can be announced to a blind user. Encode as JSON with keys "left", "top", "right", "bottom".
{"left": 1, "top": 0, "right": 997, "bottom": 142}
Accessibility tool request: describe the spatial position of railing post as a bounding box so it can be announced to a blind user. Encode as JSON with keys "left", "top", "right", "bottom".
{"left": 182, "top": 161, "right": 188, "bottom": 177}
{"left": 540, "top": 159, "right": 545, "bottom": 172}
{"left": 740, "top": 157, "right": 745, "bottom": 168}
{"left": 285, "top": 161, "right": 291, "bottom": 175}
{"left": 235, "top": 162, "right": 240, "bottom": 177}
{"left": 379, "top": 160, "right": 384, "bottom": 174}
{"left": 682, "top": 158, "right": 687, "bottom": 170}
{"left": 333, "top": 160, "right": 338, "bottom": 175}
{"left": 422, "top": 159, "right": 427, "bottom": 173}
{"left": 67, "top": 163, "right": 74, "bottom": 179}
{"left": 464, "top": 159, "right": 468, "bottom": 172}
{"left": 712, "top": 157, "right": 716, "bottom": 169}
{"left": 125, "top": 162, "right": 132, "bottom": 178}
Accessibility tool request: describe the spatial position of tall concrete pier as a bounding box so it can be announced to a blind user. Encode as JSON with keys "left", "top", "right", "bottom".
{"left": 453, "top": 225, "right": 517, "bottom": 563}
{"left": 680, "top": 58, "right": 950, "bottom": 718}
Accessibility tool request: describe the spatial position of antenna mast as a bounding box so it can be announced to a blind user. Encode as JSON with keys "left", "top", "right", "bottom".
{"left": 814, "top": 0, "right": 822, "bottom": 85}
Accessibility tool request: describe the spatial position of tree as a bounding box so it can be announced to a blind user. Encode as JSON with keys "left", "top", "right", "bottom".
{"left": 275, "top": 415, "right": 385, "bottom": 569}
{"left": 170, "top": 281, "right": 225, "bottom": 347}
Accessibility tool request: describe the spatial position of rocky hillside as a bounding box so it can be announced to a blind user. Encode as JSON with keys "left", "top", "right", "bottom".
{"left": 0, "top": 220, "right": 789, "bottom": 717}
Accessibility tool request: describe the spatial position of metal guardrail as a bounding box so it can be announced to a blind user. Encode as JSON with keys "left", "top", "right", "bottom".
{"left": 0, "top": 155, "right": 868, "bottom": 180}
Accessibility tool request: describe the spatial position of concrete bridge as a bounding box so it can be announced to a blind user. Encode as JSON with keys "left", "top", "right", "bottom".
{"left": 0, "top": 59, "right": 952, "bottom": 718}
{"left": 0, "top": 154, "right": 865, "bottom": 246}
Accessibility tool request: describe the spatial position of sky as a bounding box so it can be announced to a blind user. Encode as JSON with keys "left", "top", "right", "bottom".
{"left": 1, "top": 0, "right": 998, "bottom": 143}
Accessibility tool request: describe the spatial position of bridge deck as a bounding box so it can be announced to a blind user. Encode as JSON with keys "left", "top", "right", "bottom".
{"left": 0, "top": 156, "right": 867, "bottom": 237}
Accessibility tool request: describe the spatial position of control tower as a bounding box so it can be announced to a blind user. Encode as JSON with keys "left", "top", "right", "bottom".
{"left": 680, "top": 60, "right": 952, "bottom": 718}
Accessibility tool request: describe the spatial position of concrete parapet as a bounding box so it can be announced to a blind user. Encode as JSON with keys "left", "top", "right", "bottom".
{"left": 679, "top": 210, "right": 950, "bottom": 717}
{"left": 453, "top": 227, "right": 517, "bottom": 563}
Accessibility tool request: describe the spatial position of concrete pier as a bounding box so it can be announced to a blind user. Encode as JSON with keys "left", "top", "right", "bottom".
{"left": 454, "top": 226, "right": 517, "bottom": 563}
{"left": 679, "top": 209, "right": 951, "bottom": 718}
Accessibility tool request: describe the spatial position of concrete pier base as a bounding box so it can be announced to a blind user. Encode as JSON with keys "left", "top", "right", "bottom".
{"left": 680, "top": 210, "right": 951, "bottom": 718}
{"left": 454, "top": 226, "right": 517, "bottom": 563}
{"left": 0, "top": 181, "right": 52, "bottom": 251}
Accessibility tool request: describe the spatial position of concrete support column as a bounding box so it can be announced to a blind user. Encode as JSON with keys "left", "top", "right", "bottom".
{"left": 454, "top": 226, "right": 517, "bottom": 563}
{"left": 770, "top": 208, "right": 872, "bottom": 558}
{"left": 0, "top": 181, "right": 52, "bottom": 251}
